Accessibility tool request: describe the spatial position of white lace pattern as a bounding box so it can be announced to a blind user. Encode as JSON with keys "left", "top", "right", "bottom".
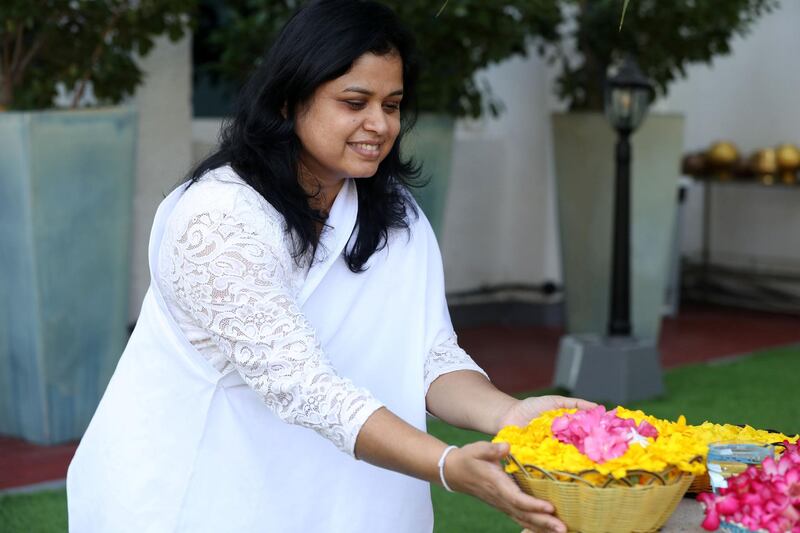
{"left": 424, "top": 333, "right": 489, "bottom": 395}
{"left": 157, "top": 172, "right": 486, "bottom": 456}
{"left": 157, "top": 177, "right": 382, "bottom": 456}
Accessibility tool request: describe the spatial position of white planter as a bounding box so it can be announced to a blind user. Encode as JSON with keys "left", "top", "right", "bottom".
{"left": 0, "top": 107, "right": 137, "bottom": 443}
{"left": 553, "top": 112, "right": 685, "bottom": 342}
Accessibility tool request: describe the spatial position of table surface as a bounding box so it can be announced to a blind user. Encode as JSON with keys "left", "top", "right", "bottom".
{"left": 662, "top": 498, "right": 706, "bottom": 532}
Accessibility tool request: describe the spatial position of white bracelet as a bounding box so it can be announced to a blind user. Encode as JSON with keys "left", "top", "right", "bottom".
{"left": 438, "top": 445, "right": 458, "bottom": 493}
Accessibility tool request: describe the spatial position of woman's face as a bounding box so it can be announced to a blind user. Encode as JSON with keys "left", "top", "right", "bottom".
{"left": 294, "top": 51, "right": 404, "bottom": 187}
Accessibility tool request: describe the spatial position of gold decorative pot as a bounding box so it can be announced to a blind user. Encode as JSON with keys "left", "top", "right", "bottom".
{"left": 775, "top": 144, "right": 800, "bottom": 185}
{"left": 707, "top": 141, "right": 740, "bottom": 180}
{"left": 749, "top": 148, "right": 778, "bottom": 186}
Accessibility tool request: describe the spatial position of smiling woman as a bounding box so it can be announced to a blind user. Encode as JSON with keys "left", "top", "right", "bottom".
{"left": 294, "top": 52, "right": 404, "bottom": 209}
{"left": 65, "top": 1, "right": 592, "bottom": 532}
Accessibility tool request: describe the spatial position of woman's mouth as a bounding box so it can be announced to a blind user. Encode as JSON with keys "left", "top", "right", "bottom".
{"left": 348, "top": 142, "right": 382, "bottom": 159}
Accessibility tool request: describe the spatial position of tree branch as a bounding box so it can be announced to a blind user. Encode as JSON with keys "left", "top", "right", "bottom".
{"left": 72, "top": 9, "right": 124, "bottom": 108}
{"left": 2, "top": 31, "right": 12, "bottom": 78}
{"left": 13, "top": 33, "right": 46, "bottom": 87}
{"left": 9, "top": 25, "right": 24, "bottom": 74}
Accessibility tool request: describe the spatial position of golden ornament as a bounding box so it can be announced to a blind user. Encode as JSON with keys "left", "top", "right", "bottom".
{"left": 775, "top": 143, "right": 800, "bottom": 185}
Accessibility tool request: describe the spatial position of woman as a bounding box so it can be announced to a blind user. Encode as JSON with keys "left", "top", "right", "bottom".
{"left": 67, "top": 1, "right": 593, "bottom": 531}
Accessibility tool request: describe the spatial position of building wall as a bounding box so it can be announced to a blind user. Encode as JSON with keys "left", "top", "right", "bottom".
{"left": 655, "top": 1, "right": 800, "bottom": 272}
{"left": 442, "top": 0, "right": 800, "bottom": 295}
{"left": 129, "top": 36, "right": 193, "bottom": 321}
{"left": 167, "top": 3, "right": 800, "bottom": 306}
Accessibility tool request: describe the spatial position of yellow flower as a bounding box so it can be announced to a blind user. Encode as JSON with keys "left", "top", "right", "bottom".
{"left": 493, "top": 407, "right": 796, "bottom": 484}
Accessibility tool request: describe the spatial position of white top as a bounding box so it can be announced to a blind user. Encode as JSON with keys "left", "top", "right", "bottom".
{"left": 67, "top": 166, "right": 487, "bottom": 533}
{"left": 157, "top": 170, "right": 486, "bottom": 454}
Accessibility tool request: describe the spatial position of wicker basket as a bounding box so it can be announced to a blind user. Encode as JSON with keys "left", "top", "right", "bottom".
{"left": 509, "top": 456, "right": 694, "bottom": 533}
{"left": 688, "top": 472, "right": 712, "bottom": 493}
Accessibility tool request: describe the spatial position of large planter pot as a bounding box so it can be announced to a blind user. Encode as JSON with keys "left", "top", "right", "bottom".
{"left": 553, "top": 112, "right": 684, "bottom": 342}
{"left": 402, "top": 113, "right": 455, "bottom": 238}
{"left": 0, "top": 107, "right": 137, "bottom": 444}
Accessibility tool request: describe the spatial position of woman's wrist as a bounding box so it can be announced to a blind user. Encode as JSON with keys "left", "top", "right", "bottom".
{"left": 437, "top": 445, "right": 459, "bottom": 492}
{"left": 492, "top": 396, "right": 520, "bottom": 434}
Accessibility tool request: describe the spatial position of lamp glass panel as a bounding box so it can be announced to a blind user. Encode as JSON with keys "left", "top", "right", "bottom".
{"left": 605, "top": 87, "right": 651, "bottom": 132}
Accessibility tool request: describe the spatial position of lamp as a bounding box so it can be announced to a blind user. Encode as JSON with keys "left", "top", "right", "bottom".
{"left": 605, "top": 57, "right": 654, "bottom": 337}
{"left": 553, "top": 56, "right": 664, "bottom": 404}
{"left": 605, "top": 58, "right": 655, "bottom": 134}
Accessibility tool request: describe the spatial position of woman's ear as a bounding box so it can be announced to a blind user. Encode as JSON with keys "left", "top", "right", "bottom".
{"left": 281, "top": 102, "right": 288, "bottom": 119}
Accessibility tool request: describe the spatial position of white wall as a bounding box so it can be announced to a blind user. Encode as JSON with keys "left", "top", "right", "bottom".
{"left": 181, "top": 2, "right": 800, "bottom": 301}
{"left": 441, "top": 52, "right": 560, "bottom": 294}
{"left": 654, "top": 1, "right": 800, "bottom": 271}
{"left": 442, "top": 0, "right": 800, "bottom": 294}
{"left": 129, "top": 36, "right": 193, "bottom": 321}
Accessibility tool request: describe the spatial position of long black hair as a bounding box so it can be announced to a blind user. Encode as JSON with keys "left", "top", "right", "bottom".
{"left": 188, "top": 0, "right": 422, "bottom": 272}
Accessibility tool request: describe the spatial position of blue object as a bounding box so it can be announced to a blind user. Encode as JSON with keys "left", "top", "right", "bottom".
{"left": 0, "top": 108, "right": 137, "bottom": 444}
{"left": 720, "top": 521, "right": 762, "bottom": 533}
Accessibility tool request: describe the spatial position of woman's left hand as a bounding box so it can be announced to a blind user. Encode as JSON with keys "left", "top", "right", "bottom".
{"left": 496, "top": 395, "right": 597, "bottom": 431}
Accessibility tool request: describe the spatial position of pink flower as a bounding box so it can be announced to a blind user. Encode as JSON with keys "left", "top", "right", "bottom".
{"left": 699, "top": 441, "right": 800, "bottom": 531}
{"left": 550, "top": 406, "right": 659, "bottom": 464}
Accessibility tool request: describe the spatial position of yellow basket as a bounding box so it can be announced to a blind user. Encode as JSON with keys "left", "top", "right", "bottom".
{"left": 688, "top": 472, "right": 712, "bottom": 494}
{"left": 508, "top": 456, "right": 694, "bottom": 533}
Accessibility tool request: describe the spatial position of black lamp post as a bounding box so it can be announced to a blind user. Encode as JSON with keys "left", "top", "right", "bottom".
{"left": 604, "top": 57, "right": 655, "bottom": 338}
{"left": 553, "top": 56, "right": 664, "bottom": 404}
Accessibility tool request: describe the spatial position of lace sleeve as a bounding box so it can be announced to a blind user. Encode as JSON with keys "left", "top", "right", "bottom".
{"left": 424, "top": 333, "right": 489, "bottom": 396}
{"left": 162, "top": 196, "right": 383, "bottom": 457}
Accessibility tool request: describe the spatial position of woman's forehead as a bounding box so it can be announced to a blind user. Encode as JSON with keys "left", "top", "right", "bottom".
{"left": 325, "top": 52, "right": 404, "bottom": 95}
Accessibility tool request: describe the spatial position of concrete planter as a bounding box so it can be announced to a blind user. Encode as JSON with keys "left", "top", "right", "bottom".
{"left": 553, "top": 112, "right": 684, "bottom": 342}
{"left": 0, "top": 107, "right": 137, "bottom": 444}
{"left": 402, "top": 113, "right": 455, "bottom": 238}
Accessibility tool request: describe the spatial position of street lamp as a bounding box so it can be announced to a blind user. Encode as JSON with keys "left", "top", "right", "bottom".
{"left": 553, "top": 57, "right": 664, "bottom": 404}
{"left": 605, "top": 57, "right": 655, "bottom": 338}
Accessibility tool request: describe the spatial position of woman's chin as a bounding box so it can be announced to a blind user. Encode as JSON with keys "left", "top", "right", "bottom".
{"left": 347, "top": 164, "right": 381, "bottom": 179}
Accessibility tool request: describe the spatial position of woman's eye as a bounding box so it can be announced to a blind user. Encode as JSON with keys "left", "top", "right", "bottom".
{"left": 345, "top": 101, "right": 366, "bottom": 110}
{"left": 383, "top": 102, "right": 400, "bottom": 113}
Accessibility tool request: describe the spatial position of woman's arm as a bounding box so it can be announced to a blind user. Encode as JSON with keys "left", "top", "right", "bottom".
{"left": 426, "top": 370, "right": 517, "bottom": 435}
{"left": 355, "top": 407, "right": 566, "bottom": 533}
{"left": 426, "top": 369, "right": 597, "bottom": 435}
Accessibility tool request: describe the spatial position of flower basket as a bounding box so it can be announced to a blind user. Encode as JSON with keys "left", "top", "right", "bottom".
{"left": 689, "top": 473, "right": 713, "bottom": 494}
{"left": 508, "top": 456, "right": 694, "bottom": 533}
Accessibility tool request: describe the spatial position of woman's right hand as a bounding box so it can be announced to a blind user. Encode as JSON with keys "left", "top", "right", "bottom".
{"left": 443, "top": 441, "right": 566, "bottom": 533}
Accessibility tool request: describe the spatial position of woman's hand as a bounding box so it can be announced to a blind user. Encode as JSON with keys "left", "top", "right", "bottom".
{"left": 496, "top": 395, "right": 597, "bottom": 431}
{"left": 443, "top": 441, "right": 566, "bottom": 533}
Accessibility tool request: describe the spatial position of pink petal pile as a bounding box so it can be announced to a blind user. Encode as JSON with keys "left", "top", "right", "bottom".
{"left": 699, "top": 441, "right": 800, "bottom": 532}
{"left": 551, "top": 405, "right": 659, "bottom": 463}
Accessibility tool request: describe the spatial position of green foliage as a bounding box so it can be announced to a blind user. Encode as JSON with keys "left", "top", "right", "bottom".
{"left": 0, "top": 0, "right": 196, "bottom": 110}
{"left": 195, "top": 0, "right": 562, "bottom": 118}
{"left": 197, "top": 0, "right": 777, "bottom": 117}
{"left": 543, "top": 0, "right": 778, "bottom": 110}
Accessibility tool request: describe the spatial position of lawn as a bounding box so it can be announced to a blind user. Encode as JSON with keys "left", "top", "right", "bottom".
{"left": 2, "top": 345, "right": 798, "bottom": 533}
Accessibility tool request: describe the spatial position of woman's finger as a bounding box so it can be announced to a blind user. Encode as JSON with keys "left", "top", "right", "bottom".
{"left": 554, "top": 395, "right": 597, "bottom": 410}
{"left": 496, "top": 475, "right": 555, "bottom": 514}
{"left": 470, "top": 440, "right": 509, "bottom": 461}
{"left": 516, "top": 512, "right": 566, "bottom": 533}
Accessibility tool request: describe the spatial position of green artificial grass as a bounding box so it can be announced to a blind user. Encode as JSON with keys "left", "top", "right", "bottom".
{"left": 0, "top": 489, "right": 67, "bottom": 533}
{"left": 1, "top": 346, "right": 798, "bottom": 533}
{"left": 428, "top": 345, "right": 800, "bottom": 533}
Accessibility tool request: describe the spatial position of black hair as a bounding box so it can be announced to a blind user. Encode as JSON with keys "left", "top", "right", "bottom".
{"left": 187, "top": 0, "right": 421, "bottom": 272}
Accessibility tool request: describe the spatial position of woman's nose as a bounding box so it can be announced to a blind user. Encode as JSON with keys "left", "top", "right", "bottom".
{"left": 363, "top": 104, "right": 389, "bottom": 135}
